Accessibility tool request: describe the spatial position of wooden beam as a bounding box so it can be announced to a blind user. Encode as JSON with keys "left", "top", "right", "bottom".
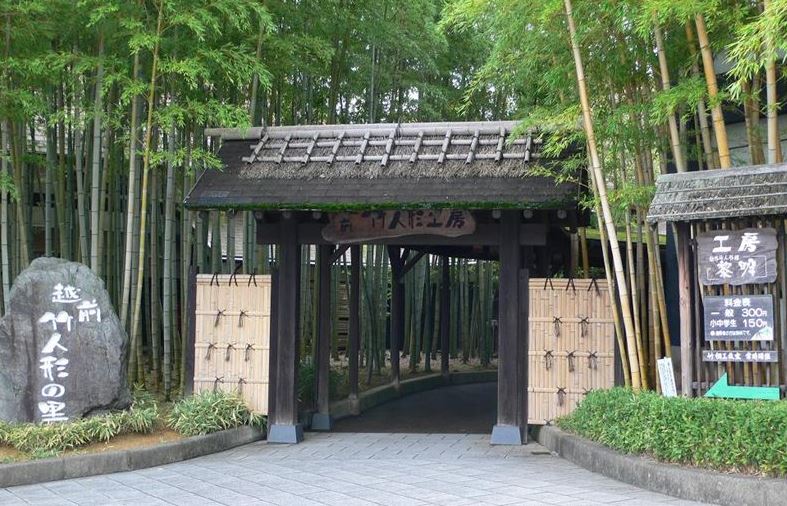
{"left": 491, "top": 211, "right": 524, "bottom": 445}
{"left": 398, "top": 251, "right": 427, "bottom": 280}
{"left": 256, "top": 222, "right": 548, "bottom": 247}
{"left": 312, "top": 244, "right": 333, "bottom": 430}
{"left": 183, "top": 266, "right": 197, "bottom": 397}
{"left": 440, "top": 256, "right": 450, "bottom": 378}
{"left": 329, "top": 244, "right": 350, "bottom": 264}
{"left": 388, "top": 246, "right": 404, "bottom": 388}
{"left": 677, "top": 222, "right": 694, "bottom": 397}
{"left": 268, "top": 215, "right": 303, "bottom": 443}
{"left": 349, "top": 245, "right": 361, "bottom": 406}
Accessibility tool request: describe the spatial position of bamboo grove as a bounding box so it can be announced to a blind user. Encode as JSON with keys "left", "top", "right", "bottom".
{"left": 1, "top": 0, "right": 786, "bottom": 397}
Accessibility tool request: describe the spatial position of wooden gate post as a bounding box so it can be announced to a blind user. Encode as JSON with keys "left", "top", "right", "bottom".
{"left": 348, "top": 245, "right": 361, "bottom": 413}
{"left": 388, "top": 246, "right": 404, "bottom": 389}
{"left": 492, "top": 211, "right": 526, "bottom": 445}
{"left": 313, "top": 244, "right": 334, "bottom": 430}
{"left": 676, "top": 222, "right": 694, "bottom": 396}
{"left": 268, "top": 215, "right": 304, "bottom": 444}
{"left": 440, "top": 256, "right": 450, "bottom": 379}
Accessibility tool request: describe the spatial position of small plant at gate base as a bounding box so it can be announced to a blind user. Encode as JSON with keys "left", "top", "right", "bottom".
{"left": 0, "top": 389, "right": 158, "bottom": 455}
{"left": 167, "top": 391, "right": 265, "bottom": 437}
{"left": 558, "top": 388, "right": 787, "bottom": 476}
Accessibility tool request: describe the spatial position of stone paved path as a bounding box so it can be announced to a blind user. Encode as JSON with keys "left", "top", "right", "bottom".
{"left": 1, "top": 432, "right": 708, "bottom": 505}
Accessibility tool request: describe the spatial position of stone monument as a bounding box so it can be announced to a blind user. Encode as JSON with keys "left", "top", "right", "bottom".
{"left": 0, "top": 258, "right": 131, "bottom": 424}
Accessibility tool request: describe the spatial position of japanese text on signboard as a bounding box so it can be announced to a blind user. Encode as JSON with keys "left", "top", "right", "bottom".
{"left": 697, "top": 228, "right": 777, "bottom": 285}
{"left": 322, "top": 209, "right": 476, "bottom": 243}
{"left": 35, "top": 283, "right": 101, "bottom": 423}
{"left": 703, "top": 295, "right": 774, "bottom": 342}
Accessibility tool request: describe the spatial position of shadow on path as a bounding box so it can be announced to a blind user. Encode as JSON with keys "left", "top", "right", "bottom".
{"left": 333, "top": 382, "right": 497, "bottom": 434}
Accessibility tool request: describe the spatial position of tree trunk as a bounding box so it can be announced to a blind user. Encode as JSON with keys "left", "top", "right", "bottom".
{"left": 90, "top": 33, "right": 104, "bottom": 272}
{"left": 564, "top": 0, "right": 641, "bottom": 389}
{"left": 764, "top": 0, "right": 782, "bottom": 164}
{"left": 653, "top": 16, "right": 686, "bottom": 172}
{"left": 695, "top": 14, "right": 731, "bottom": 168}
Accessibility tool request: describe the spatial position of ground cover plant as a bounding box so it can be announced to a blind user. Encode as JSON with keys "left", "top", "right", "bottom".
{"left": 558, "top": 388, "right": 787, "bottom": 476}
{"left": 0, "top": 390, "right": 264, "bottom": 460}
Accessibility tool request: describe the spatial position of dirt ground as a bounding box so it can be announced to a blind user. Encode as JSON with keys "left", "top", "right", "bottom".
{"left": 0, "top": 427, "right": 182, "bottom": 464}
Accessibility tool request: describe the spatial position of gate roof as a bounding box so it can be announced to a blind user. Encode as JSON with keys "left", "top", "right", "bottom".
{"left": 185, "top": 121, "right": 583, "bottom": 211}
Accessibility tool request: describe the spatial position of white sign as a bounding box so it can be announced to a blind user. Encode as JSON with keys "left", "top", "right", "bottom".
{"left": 657, "top": 357, "right": 677, "bottom": 398}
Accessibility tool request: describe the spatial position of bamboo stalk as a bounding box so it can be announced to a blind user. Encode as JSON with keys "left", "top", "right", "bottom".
{"left": 653, "top": 15, "right": 686, "bottom": 172}
{"left": 694, "top": 14, "right": 731, "bottom": 169}
{"left": 565, "top": 0, "right": 641, "bottom": 389}
{"left": 764, "top": 0, "right": 783, "bottom": 164}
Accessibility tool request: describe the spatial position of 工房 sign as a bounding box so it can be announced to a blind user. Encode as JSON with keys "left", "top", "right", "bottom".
{"left": 703, "top": 294, "right": 774, "bottom": 342}
{"left": 322, "top": 209, "right": 476, "bottom": 243}
{"left": 697, "top": 228, "right": 777, "bottom": 285}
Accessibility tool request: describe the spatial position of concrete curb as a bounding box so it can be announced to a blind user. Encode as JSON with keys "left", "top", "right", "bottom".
{"left": 533, "top": 425, "right": 787, "bottom": 506}
{"left": 0, "top": 425, "right": 264, "bottom": 488}
{"left": 329, "top": 370, "right": 496, "bottom": 422}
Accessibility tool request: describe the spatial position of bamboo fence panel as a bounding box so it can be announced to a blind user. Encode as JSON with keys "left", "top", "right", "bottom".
{"left": 528, "top": 278, "right": 615, "bottom": 425}
{"left": 193, "top": 274, "right": 271, "bottom": 414}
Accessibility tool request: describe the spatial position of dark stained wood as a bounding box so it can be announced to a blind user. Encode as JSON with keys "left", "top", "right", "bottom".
{"left": 388, "top": 246, "right": 404, "bottom": 387}
{"left": 183, "top": 266, "right": 197, "bottom": 397}
{"left": 271, "top": 215, "right": 301, "bottom": 427}
{"left": 518, "top": 266, "right": 530, "bottom": 442}
{"left": 495, "top": 211, "right": 524, "bottom": 442}
{"left": 349, "top": 245, "right": 361, "bottom": 400}
{"left": 328, "top": 244, "right": 350, "bottom": 265}
{"left": 677, "top": 222, "right": 694, "bottom": 396}
{"left": 441, "top": 256, "right": 450, "bottom": 378}
{"left": 256, "top": 221, "right": 548, "bottom": 247}
{"left": 322, "top": 210, "right": 476, "bottom": 243}
{"left": 400, "top": 251, "right": 427, "bottom": 278}
{"left": 268, "top": 267, "right": 279, "bottom": 418}
{"left": 316, "top": 244, "right": 333, "bottom": 418}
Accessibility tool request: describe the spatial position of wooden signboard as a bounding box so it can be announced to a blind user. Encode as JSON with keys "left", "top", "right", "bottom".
{"left": 702, "top": 349, "right": 778, "bottom": 363}
{"left": 703, "top": 294, "right": 774, "bottom": 342}
{"left": 657, "top": 358, "right": 677, "bottom": 397}
{"left": 322, "top": 209, "right": 476, "bottom": 243}
{"left": 697, "top": 228, "right": 777, "bottom": 285}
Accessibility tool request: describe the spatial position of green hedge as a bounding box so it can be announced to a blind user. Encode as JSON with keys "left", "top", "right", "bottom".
{"left": 166, "top": 391, "right": 265, "bottom": 436}
{"left": 557, "top": 388, "right": 787, "bottom": 476}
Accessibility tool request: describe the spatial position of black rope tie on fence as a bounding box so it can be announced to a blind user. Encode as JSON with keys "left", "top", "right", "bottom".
{"left": 245, "top": 343, "right": 254, "bottom": 361}
{"left": 583, "top": 388, "right": 591, "bottom": 396}
{"left": 543, "top": 277, "right": 554, "bottom": 290}
{"left": 588, "top": 277, "right": 600, "bottom": 295}
{"left": 248, "top": 270, "right": 258, "bottom": 287}
{"left": 238, "top": 310, "right": 248, "bottom": 327}
{"left": 214, "top": 309, "right": 225, "bottom": 327}
{"left": 544, "top": 418, "right": 554, "bottom": 426}
{"left": 565, "top": 277, "right": 576, "bottom": 292}
{"left": 567, "top": 351, "right": 576, "bottom": 372}
{"left": 210, "top": 272, "right": 220, "bottom": 286}
{"left": 557, "top": 387, "right": 566, "bottom": 407}
{"left": 588, "top": 351, "right": 598, "bottom": 370}
{"left": 229, "top": 264, "right": 242, "bottom": 286}
{"left": 552, "top": 317, "right": 562, "bottom": 338}
{"left": 213, "top": 376, "right": 224, "bottom": 391}
{"left": 544, "top": 350, "right": 554, "bottom": 370}
{"left": 205, "top": 343, "right": 216, "bottom": 360}
{"left": 579, "top": 316, "right": 590, "bottom": 338}
{"left": 237, "top": 378, "right": 246, "bottom": 395}
{"left": 225, "top": 343, "right": 234, "bottom": 361}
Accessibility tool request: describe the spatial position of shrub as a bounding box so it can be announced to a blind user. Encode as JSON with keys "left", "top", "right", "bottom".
{"left": 558, "top": 388, "right": 787, "bottom": 476}
{"left": 0, "top": 390, "right": 159, "bottom": 455}
{"left": 298, "top": 358, "right": 342, "bottom": 407}
{"left": 166, "top": 390, "right": 265, "bottom": 437}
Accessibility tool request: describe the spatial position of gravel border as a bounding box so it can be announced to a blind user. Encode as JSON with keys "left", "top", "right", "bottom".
{"left": 534, "top": 425, "right": 787, "bottom": 506}
{"left": 0, "top": 425, "right": 264, "bottom": 488}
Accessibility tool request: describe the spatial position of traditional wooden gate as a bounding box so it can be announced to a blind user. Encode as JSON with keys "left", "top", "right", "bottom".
{"left": 193, "top": 274, "right": 272, "bottom": 414}
{"left": 528, "top": 278, "right": 616, "bottom": 425}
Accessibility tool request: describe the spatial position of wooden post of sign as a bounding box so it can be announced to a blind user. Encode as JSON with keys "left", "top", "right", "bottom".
{"left": 388, "top": 246, "right": 404, "bottom": 390}
{"left": 441, "top": 256, "right": 450, "bottom": 379}
{"left": 268, "top": 214, "right": 303, "bottom": 444}
{"left": 348, "top": 245, "right": 361, "bottom": 413}
{"left": 491, "top": 211, "right": 525, "bottom": 445}
{"left": 313, "top": 244, "right": 334, "bottom": 431}
{"left": 677, "top": 222, "right": 694, "bottom": 397}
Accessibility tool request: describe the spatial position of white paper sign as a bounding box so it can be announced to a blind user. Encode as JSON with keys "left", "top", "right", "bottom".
{"left": 657, "top": 357, "right": 677, "bottom": 397}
